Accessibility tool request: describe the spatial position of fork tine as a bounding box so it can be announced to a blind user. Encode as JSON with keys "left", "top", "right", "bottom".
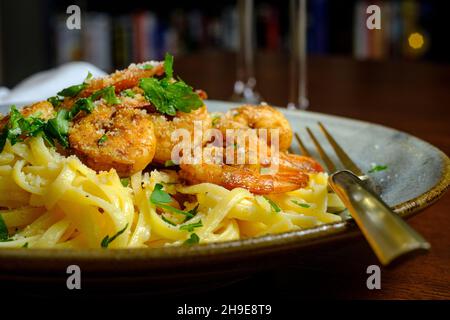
{"left": 294, "top": 132, "right": 311, "bottom": 156}
{"left": 317, "top": 122, "right": 364, "bottom": 176}
{"left": 306, "top": 127, "right": 337, "bottom": 173}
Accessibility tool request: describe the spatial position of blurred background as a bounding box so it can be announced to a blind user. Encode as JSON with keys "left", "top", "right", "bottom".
{"left": 0, "top": 0, "right": 449, "bottom": 105}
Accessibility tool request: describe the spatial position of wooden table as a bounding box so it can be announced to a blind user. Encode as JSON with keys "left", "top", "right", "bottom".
{"left": 178, "top": 52, "right": 450, "bottom": 300}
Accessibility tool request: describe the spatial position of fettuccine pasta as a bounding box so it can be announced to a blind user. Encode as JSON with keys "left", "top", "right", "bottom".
{"left": 0, "top": 136, "right": 344, "bottom": 249}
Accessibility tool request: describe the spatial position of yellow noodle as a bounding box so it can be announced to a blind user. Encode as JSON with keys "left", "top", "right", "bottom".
{"left": 0, "top": 136, "right": 343, "bottom": 248}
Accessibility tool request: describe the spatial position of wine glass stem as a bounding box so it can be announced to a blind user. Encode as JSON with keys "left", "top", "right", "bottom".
{"left": 289, "top": 0, "right": 309, "bottom": 110}
{"left": 238, "top": 0, "right": 255, "bottom": 83}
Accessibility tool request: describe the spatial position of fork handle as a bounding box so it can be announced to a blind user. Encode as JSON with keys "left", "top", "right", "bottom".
{"left": 329, "top": 170, "right": 430, "bottom": 265}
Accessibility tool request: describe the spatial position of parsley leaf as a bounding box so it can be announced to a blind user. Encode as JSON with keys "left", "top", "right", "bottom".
{"left": 47, "top": 96, "right": 63, "bottom": 108}
{"left": 138, "top": 53, "right": 203, "bottom": 116}
{"left": 164, "top": 52, "right": 174, "bottom": 79}
{"left": 22, "top": 242, "right": 28, "bottom": 248}
{"left": 155, "top": 203, "right": 196, "bottom": 221}
{"left": 98, "top": 134, "right": 108, "bottom": 145}
{"left": 183, "top": 233, "right": 200, "bottom": 245}
{"left": 259, "top": 167, "right": 273, "bottom": 175}
{"left": 180, "top": 220, "right": 203, "bottom": 232}
{"left": 139, "top": 64, "right": 153, "bottom": 70}
{"left": 164, "top": 159, "right": 176, "bottom": 167}
{"left": 211, "top": 114, "right": 221, "bottom": 127}
{"left": 264, "top": 196, "right": 281, "bottom": 213}
{"left": 91, "top": 86, "right": 121, "bottom": 105}
{"left": 0, "top": 106, "right": 47, "bottom": 152}
{"left": 57, "top": 72, "right": 92, "bottom": 97}
{"left": 44, "top": 109, "right": 70, "bottom": 148}
{"left": 85, "top": 72, "right": 93, "bottom": 81}
{"left": 150, "top": 183, "right": 172, "bottom": 204}
{"left": 291, "top": 200, "right": 311, "bottom": 208}
{"left": 368, "top": 164, "right": 388, "bottom": 173}
{"left": 7, "top": 106, "right": 26, "bottom": 144}
{"left": 57, "top": 83, "right": 86, "bottom": 97}
{"left": 161, "top": 215, "right": 176, "bottom": 226}
{"left": 185, "top": 205, "right": 199, "bottom": 220}
{"left": 0, "top": 93, "right": 97, "bottom": 151}
{"left": 68, "top": 98, "right": 95, "bottom": 119}
{"left": 139, "top": 77, "right": 203, "bottom": 116}
{"left": 44, "top": 101, "right": 93, "bottom": 149}
{"left": 150, "top": 184, "right": 198, "bottom": 221}
{"left": 101, "top": 223, "right": 128, "bottom": 248}
{"left": 139, "top": 78, "right": 176, "bottom": 115}
{"left": 121, "top": 89, "right": 136, "bottom": 98}
{"left": 0, "top": 215, "right": 9, "bottom": 241}
{"left": 120, "top": 178, "right": 130, "bottom": 187}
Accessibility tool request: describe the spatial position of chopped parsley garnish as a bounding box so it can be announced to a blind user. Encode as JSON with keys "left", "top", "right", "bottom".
{"left": 180, "top": 220, "right": 203, "bottom": 232}
{"left": 100, "top": 223, "right": 128, "bottom": 248}
{"left": 139, "top": 64, "right": 153, "bottom": 70}
{"left": 185, "top": 205, "right": 199, "bottom": 220}
{"left": 121, "top": 89, "right": 136, "bottom": 98}
{"left": 44, "top": 109, "right": 70, "bottom": 148}
{"left": 164, "top": 53, "right": 174, "bottom": 79}
{"left": 150, "top": 183, "right": 198, "bottom": 221}
{"left": 57, "top": 72, "right": 92, "bottom": 97}
{"left": 0, "top": 106, "right": 47, "bottom": 152}
{"left": 139, "top": 53, "right": 203, "bottom": 116}
{"left": 47, "top": 96, "right": 63, "bottom": 108}
{"left": 211, "top": 114, "right": 221, "bottom": 127}
{"left": 86, "top": 71, "right": 93, "bottom": 81}
{"left": 291, "top": 200, "right": 311, "bottom": 208}
{"left": 68, "top": 97, "right": 95, "bottom": 119}
{"left": 0, "top": 215, "right": 9, "bottom": 241}
{"left": 164, "top": 160, "right": 176, "bottom": 167}
{"left": 150, "top": 183, "right": 173, "bottom": 204}
{"left": 0, "top": 100, "right": 92, "bottom": 152}
{"left": 91, "top": 86, "right": 121, "bottom": 105}
{"left": 44, "top": 101, "right": 93, "bottom": 148}
{"left": 0, "top": 73, "right": 113, "bottom": 151}
{"left": 264, "top": 196, "right": 281, "bottom": 213}
{"left": 183, "top": 233, "right": 200, "bottom": 245}
{"left": 120, "top": 178, "right": 130, "bottom": 187}
{"left": 98, "top": 134, "right": 108, "bottom": 145}
{"left": 154, "top": 203, "right": 197, "bottom": 221}
{"left": 22, "top": 242, "right": 28, "bottom": 248}
{"left": 161, "top": 215, "right": 176, "bottom": 226}
{"left": 46, "top": 97, "right": 95, "bottom": 147}
{"left": 368, "top": 164, "right": 388, "bottom": 173}
{"left": 259, "top": 167, "right": 273, "bottom": 175}
{"left": 57, "top": 83, "right": 86, "bottom": 97}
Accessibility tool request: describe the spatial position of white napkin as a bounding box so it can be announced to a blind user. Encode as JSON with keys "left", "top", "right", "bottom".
{"left": 0, "top": 61, "right": 107, "bottom": 107}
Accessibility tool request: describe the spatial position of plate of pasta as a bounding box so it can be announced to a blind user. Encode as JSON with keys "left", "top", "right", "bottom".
{"left": 0, "top": 55, "right": 448, "bottom": 288}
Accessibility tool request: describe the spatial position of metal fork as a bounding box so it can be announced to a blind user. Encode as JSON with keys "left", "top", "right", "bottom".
{"left": 294, "top": 122, "right": 430, "bottom": 265}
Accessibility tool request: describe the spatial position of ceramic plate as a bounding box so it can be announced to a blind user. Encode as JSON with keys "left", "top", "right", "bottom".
{"left": 0, "top": 100, "right": 448, "bottom": 292}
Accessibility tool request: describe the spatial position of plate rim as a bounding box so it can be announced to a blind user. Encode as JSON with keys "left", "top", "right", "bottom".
{"left": 0, "top": 100, "right": 449, "bottom": 267}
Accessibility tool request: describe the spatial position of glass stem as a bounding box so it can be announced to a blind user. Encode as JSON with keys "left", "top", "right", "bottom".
{"left": 288, "top": 0, "right": 309, "bottom": 110}
{"left": 233, "top": 0, "right": 261, "bottom": 104}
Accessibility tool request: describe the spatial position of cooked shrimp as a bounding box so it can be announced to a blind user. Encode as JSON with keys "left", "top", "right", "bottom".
{"left": 69, "top": 104, "right": 156, "bottom": 176}
{"left": 84, "top": 62, "right": 164, "bottom": 95}
{"left": 149, "top": 105, "right": 211, "bottom": 164}
{"left": 0, "top": 101, "right": 55, "bottom": 129}
{"left": 60, "top": 61, "right": 165, "bottom": 109}
{"left": 214, "top": 105, "right": 293, "bottom": 151}
{"left": 179, "top": 152, "right": 323, "bottom": 194}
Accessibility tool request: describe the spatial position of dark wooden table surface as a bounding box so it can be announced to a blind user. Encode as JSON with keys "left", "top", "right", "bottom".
{"left": 178, "top": 52, "right": 450, "bottom": 300}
